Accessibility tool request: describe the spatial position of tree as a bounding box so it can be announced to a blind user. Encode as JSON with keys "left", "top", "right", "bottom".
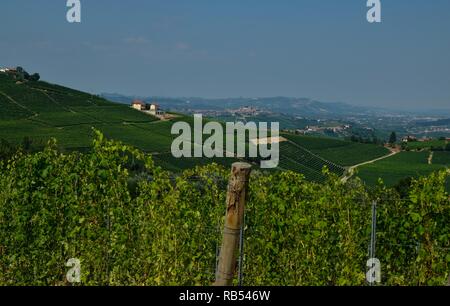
{"left": 30, "top": 73, "right": 40, "bottom": 81}
{"left": 445, "top": 143, "right": 450, "bottom": 151}
{"left": 389, "top": 132, "right": 397, "bottom": 144}
{"left": 13, "top": 66, "right": 40, "bottom": 81}
{"left": 15, "top": 66, "right": 25, "bottom": 81}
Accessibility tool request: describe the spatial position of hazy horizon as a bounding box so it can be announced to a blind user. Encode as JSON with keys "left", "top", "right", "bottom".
{"left": 102, "top": 92, "right": 450, "bottom": 113}
{"left": 1, "top": 0, "right": 450, "bottom": 110}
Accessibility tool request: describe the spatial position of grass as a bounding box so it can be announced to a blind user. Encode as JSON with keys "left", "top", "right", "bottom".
{"left": 278, "top": 141, "right": 345, "bottom": 182}
{"left": 357, "top": 151, "right": 447, "bottom": 187}
{"left": 405, "top": 140, "right": 447, "bottom": 151}
{"left": 432, "top": 151, "right": 450, "bottom": 165}
{"left": 99, "top": 123, "right": 174, "bottom": 153}
{"left": 36, "top": 111, "right": 100, "bottom": 126}
{"left": 283, "top": 133, "right": 390, "bottom": 166}
{"left": 152, "top": 153, "right": 238, "bottom": 172}
{"left": 0, "top": 93, "right": 32, "bottom": 120}
{"left": 72, "top": 106, "right": 159, "bottom": 124}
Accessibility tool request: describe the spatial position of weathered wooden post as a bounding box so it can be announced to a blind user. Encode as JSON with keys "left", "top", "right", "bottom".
{"left": 214, "top": 162, "right": 252, "bottom": 286}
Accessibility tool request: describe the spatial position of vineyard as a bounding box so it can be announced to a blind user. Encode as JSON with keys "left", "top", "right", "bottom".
{"left": 278, "top": 141, "right": 345, "bottom": 182}
{"left": 283, "top": 133, "right": 390, "bottom": 166}
{"left": 0, "top": 132, "right": 449, "bottom": 286}
{"left": 0, "top": 74, "right": 448, "bottom": 189}
{"left": 433, "top": 151, "right": 450, "bottom": 165}
{"left": 152, "top": 152, "right": 238, "bottom": 172}
{"left": 357, "top": 151, "right": 449, "bottom": 187}
{"left": 0, "top": 74, "right": 162, "bottom": 145}
{"left": 405, "top": 139, "right": 448, "bottom": 151}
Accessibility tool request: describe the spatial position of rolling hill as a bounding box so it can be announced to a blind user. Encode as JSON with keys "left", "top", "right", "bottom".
{"left": 357, "top": 151, "right": 450, "bottom": 189}
{"left": 0, "top": 73, "right": 171, "bottom": 151}
{"left": 282, "top": 133, "right": 390, "bottom": 166}
{"left": 1, "top": 73, "right": 420, "bottom": 184}
{"left": 102, "top": 93, "right": 389, "bottom": 118}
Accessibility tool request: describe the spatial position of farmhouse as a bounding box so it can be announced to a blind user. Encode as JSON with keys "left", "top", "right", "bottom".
{"left": 147, "top": 103, "right": 164, "bottom": 116}
{"left": 131, "top": 100, "right": 145, "bottom": 110}
{"left": 402, "top": 135, "right": 417, "bottom": 142}
{"left": 130, "top": 100, "right": 165, "bottom": 117}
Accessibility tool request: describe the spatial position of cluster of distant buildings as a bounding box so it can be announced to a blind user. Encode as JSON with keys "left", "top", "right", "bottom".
{"left": 296, "top": 124, "right": 351, "bottom": 135}
{"left": 402, "top": 135, "right": 450, "bottom": 142}
{"left": 229, "top": 106, "right": 260, "bottom": 116}
{"left": 0, "top": 67, "right": 17, "bottom": 73}
{"left": 131, "top": 100, "right": 165, "bottom": 116}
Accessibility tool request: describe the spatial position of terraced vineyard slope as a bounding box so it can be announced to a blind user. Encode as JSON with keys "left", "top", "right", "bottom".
{"left": 0, "top": 73, "right": 411, "bottom": 181}
{"left": 283, "top": 133, "right": 390, "bottom": 166}
{"left": 358, "top": 151, "right": 450, "bottom": 187}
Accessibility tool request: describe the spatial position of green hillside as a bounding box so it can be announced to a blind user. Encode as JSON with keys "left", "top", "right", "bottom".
{"left": 357, "top": 151, "right": 449, "bottom": 187}
{"left": 405, "top": 139, "right": 448, "bottom": 151}
{"left": 278, "top": 141, "right": 345, "bottom": 182}
{"left": 283, "top": 133, "right": 390, "bottom": 166}
{"left": 0, "top": 75, "right": 249, "bottom": 171}
{"left": 0, "top": 73, "right": 403, "bottom": 180}
{"left": 0, "top": 73, "right": 170, "bottom": 149}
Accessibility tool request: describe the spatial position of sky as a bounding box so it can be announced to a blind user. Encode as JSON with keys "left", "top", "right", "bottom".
{"left": 1, "top": 0, "right": 449, "bottom": 110}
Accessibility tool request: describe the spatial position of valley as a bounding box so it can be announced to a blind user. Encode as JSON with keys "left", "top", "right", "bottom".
{"left": 1, "top": 73, "right": 449, "bottom": 190}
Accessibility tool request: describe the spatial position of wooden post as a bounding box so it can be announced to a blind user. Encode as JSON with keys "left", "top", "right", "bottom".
{"left": 214, "top": 162, "right": 252, "bottom": 286}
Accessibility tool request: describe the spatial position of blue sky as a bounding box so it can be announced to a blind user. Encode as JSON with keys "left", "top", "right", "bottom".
{"left": 1, "top": 0, "right": 449, "bottom": 109}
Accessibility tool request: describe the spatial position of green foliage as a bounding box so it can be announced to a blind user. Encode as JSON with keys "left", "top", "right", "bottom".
{"left": 0, "top": 139, "right": 17, "bottom": 160}
{"left": 358, "top": 151, "right": 448, "bottom": 189}
{"left": 433, "top": 151, "right": 450, "bottom": 164}
{"left": 389, "top": 132, "right": 397, "bottom": 144}
{"left": 152, "top": 153, "right": 238, "bottom": 172}
{"left": 0, "top": 91, "right": 33, "bottom": 120}
{"left": 405, "top": 139, "right": 447, "bottom": 151}
{"left": 284, "top": 133, "right": 390, "bottom": 166}
{"left": 1, "top": 74, "right": 399, "bottom": 178}
{"left": 0, "top": 131, "right": 449, "bottom": 285}
{"left": 278, "top": 141, "right": 345, "bottom": 182}
{"left": 29, "top": 73, "right": 40, "bottom": 82}
{"left": 244, "top": 172, "right": 371, "bottom": 285}
{"left": 10, "top": 67, "right": 40, "bottom": 82}
{"left": 376, "top": 170, "right": 450, "bottom": 285}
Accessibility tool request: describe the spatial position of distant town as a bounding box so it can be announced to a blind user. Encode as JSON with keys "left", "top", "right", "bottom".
{"left": 100, "top": 93, "right": 450, "bottom": 145}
